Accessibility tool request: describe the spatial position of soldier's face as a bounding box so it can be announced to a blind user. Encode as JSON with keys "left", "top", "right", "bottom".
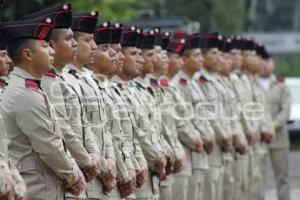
{"left": 29, "top": 40, "right": 55, "bottom": 74}
{"left": 110, "top": 43, "right": 125, "bottom": 74}
{"left": 50, "top": 28, "right": 78, "bottom": 66}
{"left": 220, "top": 53, "right": 232, "bottom": 74}
{"left": 94, "top": 44, "right": 117, "bottom": 76}
{"left": 0, "top": 50, "right": 11, "bottom": 76}
{"left": 142, "top": 49, "right": 155, "bottom": 74}
{"left": 75, "top": 32, "right": 97, "bottom": 65}
{"left": 122, "top": 47, "right": 139, "bottom": 78}
{"left": 136, "top": 48, "right": 144, "bottom": 75}
{"left": 204, "top": 48, "right": 221, "bottom": 72}
{"left": 153, "top": 46, "right": 165, "bottom": 75}
{"left": 168, "top": 53, "right": 183, "bottom": 75}
{"left": 183, "top": 48, "right": 202, "bottom": 73}
{"left": 230, "top": 49, "right": 242, "bottom": 70}
{"left": 160, "top": 50, "right": 170, "bottom": 75}
{"left": 243, "top": 51, "right": 259, "bottom": 73}
{"left": 259, "top": 58, "right": 274, "bottom": 77}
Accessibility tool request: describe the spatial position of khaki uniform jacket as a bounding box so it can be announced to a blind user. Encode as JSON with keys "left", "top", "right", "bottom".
{"left": 41, "top": 67, "right": 95, "bottom": 169}
{"left": 173, "top": 71, "right": 212, "bottom": 169}
{"left": 258, "top": 75, "right": 291, "bottom": 149}
{"left": 1, "top": 67, "right": 78, "bottom": 200}
{"left": 192, "top": 69, "right": 225, "bottom": 166}
{"left": 64, "top": 65, "right": 115, "bottom": 198}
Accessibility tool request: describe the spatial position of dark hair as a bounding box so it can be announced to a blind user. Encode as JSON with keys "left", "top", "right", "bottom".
{"left": 182, "top": 49, "right": 192, "bottom": 57}
{"left": 50, "top": 29, "right": 65, "bottom": 41}
{"left": 6, "top": 39, "right": 35, "bottom": 64}
{"left": 73, "top": 31, "right": 82, "bottom": 40}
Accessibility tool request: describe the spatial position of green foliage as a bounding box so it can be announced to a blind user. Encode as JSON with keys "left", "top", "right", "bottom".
{"left": 69, "top": 0, "right": 138, "bottom": 21}
{"left": 273, "top": 54, "right": 300, "bottom": 77}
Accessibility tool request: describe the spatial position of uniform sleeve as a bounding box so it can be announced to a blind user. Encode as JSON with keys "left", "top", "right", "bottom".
{"left": 42, "top": 77, "right": 93, "bottom": 168}
{"left": 273, "top": 84, "right": 292, "bottom": 130}
{"left": 15, "top": 91, "right": 77, "bottom": 185}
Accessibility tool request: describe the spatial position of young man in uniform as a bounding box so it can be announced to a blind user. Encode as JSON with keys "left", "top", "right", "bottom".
{"left": 257, "top": 46, "right": 291, "bottom": 200}
{"left": 0, "top": 17, "right": 86, "bottom": 200}
{"left": 22, "top": 7, "right": 102, "bottom": 197}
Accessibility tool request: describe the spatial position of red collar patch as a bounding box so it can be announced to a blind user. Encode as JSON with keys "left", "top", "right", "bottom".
{"left": 44, "top": 69, "right": 56, "bottom": 78}
{"left": 179, "top": 78, "right": 187, "bottom": 86}
{"left": 25, "top": 79, "right": 40, "bottom": 89}
{"left": 150, "top": 78, "right": 160, "bottom": 88}
{"left": 160, "top": 79, "right": 169, "bottom": 87}
{"left": 198, "top": 75, "right": 207, "bottom": 84}
{"left": 277, "top": 76, "right": 285, "bottom": 82}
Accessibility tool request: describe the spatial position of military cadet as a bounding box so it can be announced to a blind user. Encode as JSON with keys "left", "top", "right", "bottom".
{"left": 131, "top": 29, "right": 173, "bottom": 200}
{"left": 256, "top": 47, "right": 291, "bottom": 200}
{"left": 239, "top": 38, "right": 268, "bottom": 200}
{"left": 111, "top": 26, "right": 154, "bottom": 199}
{"left": 0, "top": 40, "right": 27, "bottom": 200}
{"left": 0, "top": 17, "right": 86, "bottom": 199}
{"left": 228, "top": 36, "right": 250, "bottom": 200}
{"left": 173, "top": 33, "right": 220, "bottom": 200}
{"left": 166, "top": 38, "right": 202, "bottom": 200}
{"left": 0, "top": 48, "right": 10, "bottom": 100}
{"left": 22, "top": 7, "right": 102, "bottom": 199}
{"left": 192, "top": 32, "right": 232, "bottom": 200}
{"left": 251, "top": 44, "right": 276, "bottom": 200}
{"left": 61, "top": 11, "right": 117, "bottom": 200}
{"left": 217, "top": 37, "right": 249, "bottom": 200}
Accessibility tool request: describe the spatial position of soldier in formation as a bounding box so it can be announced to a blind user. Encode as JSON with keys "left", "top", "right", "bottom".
{"left": 0, "top": 2, "right": 291, "bottom": 200}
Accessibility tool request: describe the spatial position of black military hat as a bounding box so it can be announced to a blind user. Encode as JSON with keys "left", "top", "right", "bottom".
{"left": 137, "top": 29, "right": 156, "bottom": 49}
{"left": 0, "top": 17, "right": 54, "bottom": 46}
{"left": 154, "top": 28, "right": 171, "bottom": 50}
{"left": 231, "top": 35, "right": 243, "bottom": 50}
{"left": 185, "top": 33, "right": 200, "bottom": 50}
{"left": 120, "top": 26, "right": 138, "bottom": 47}
{"left": 241, "top": 38, "right": 256, "bottom": 51}
{"left": 136, "top": 28, "right": 143, "bottom": 48}
{"left": 219, "top": 38, "right": 233, "bottom": 53}
{"left": 22, "top": 3, "right": 72, "bottom": 29}
{"left": 110, "top": 23, "right": 123, "bottom": 44}
{"left": 256, "top": 43, "right": 270, "bottom": 59}
{"left": 167, "top": 38, "right": 185, "bottom": 55}
{"left": 203, "top": 32, "right": 223, "bottom": 49}
{"left": 72, "top": 11, "right": 98, "bottom": 33}
{"left": 94, "top": 22, "right": 110, "bottom": 45}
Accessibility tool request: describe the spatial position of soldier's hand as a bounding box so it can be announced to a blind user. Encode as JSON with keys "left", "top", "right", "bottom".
{"left": 194, "top": 139, "right": 203, "bottom": 153}
{"left": 82, "top": 153, "right": 101, "bottom": 183}
{"left": 118, "top": 169, "right": 136, "bottom": 198}
{"left": 165, "top": 150, "right": 175, "bottom": 175}
{"left": 0, "top": 173, "right": 15, "bottom": 200}
{"left": 204, "top": 139, "right": 214, "bottom": 155}
{"left": 246, "top": 132, "right": 257, "bottom": 146}
{"left": 102, "top": 159, "right": 117, "bottom": 193}
{"left": 136, "top": 162, "right": 148, "bottom": 188}
{"left": 222, "top": 137, "right": 232, "bottom": 153}
{"left": 154, "top": 156, "right": 167, "bottom": 180}
{"left": 14, "top": 178, "right": 27, "bottom": 200}
{"left": 262, "top": 132, "right": 275, "bottom": 144}
{"left": 64, "top": 167, "right": 86, "bottom": 196}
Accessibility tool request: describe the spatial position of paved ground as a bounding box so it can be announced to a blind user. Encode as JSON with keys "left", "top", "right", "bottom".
{"left": 265, "top": 150, "right": 300, "bottom": 200}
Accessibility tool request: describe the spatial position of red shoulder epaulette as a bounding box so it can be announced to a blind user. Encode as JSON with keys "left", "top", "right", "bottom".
{"left": 25, "top": 79, "right": 40, "bottom": 89}
{"left": 179, "top": 78, "right": 187, "bottom": 86}
{"left": 277, "top": 76, "right": 285, "bottom": 83}
{"left": 160, "top": 79, "right": 169, "bottom": 87}
{"left": 198, "top": 75, "right": 208, "bottom": 84}
{"left": 44, "top": 69, "right": 56, "bottom": 78}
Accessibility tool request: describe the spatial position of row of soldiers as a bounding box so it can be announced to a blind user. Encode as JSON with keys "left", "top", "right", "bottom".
{"left": 0, "top": 3, "right": 291, "bottom": 200}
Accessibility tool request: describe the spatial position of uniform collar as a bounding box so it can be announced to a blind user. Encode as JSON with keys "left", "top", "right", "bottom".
{"left": 12, "top": 67, "right": 38, "bottom": 80}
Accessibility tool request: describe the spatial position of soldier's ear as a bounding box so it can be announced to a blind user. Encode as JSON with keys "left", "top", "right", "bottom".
{"left": 21, "top": 48, "right": 34, "bottom": 62}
